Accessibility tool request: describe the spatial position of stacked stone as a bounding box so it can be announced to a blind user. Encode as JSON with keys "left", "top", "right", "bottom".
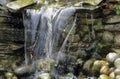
{"left": 1, "top": 0, "right": 120, "bottom": 79}
{"left": 0, "top": 4, "right": 24, "bottom": 75}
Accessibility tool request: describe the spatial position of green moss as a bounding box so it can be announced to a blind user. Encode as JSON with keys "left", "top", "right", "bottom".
{"left": 15, "top": 0, "right": 35, "bottom": 7}
{"left": 114, "top": 3, "right": 120, "bottom": 15}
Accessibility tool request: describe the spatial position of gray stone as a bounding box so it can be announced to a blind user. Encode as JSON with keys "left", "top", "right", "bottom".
{"left": 36, "top": 58, "right": 55, "bottom": 72}
{"left": 6, "top": 0, "right": 35, "bottom": 11}
{"left": 106, "top": 52, "right": 119, "bottom": 63}
{"left": 114, "top": 58, "right": 120, "bottom": 69}
{"left": 38, "top": 73, "right": 51, "bottom": 79}
{"left": 14, "top": 65, "right": 34, "bottom": 75}
{"left": 104, "top": 24, "right": 120, "bottom": 31}
{"left": 102, "top": 31, "right": 114, "bottom": 43}
{"left": 0, "top": 28, "right": 24, "bottom": 42}
{"left": 116, "top": 75, "right": 120, "bottom": 79}
{"left": 68, "top": 35, "right": 80, "bottom": 43}
{"left": 83, "top": 58, "right": 95, "bottom": 72}
{"left": 104, "top": 15, "right": 120, "bottom": 24}
{"left": 70, "top": 49, "right": 87, "bottom": 58}
{"left": 5, "top": 72, "right": 13, "bottom": 79}
{"left": 59, "top": 73, "right": 74, "bottom": 79}
{"left": 114, "top": 34, "right": 120, "bottom": 46}
{"left": 114, "top": 68, "right": 120, "bottom": 75}
{"left": 112, "top": 48, "right": 120, "bottom": 55}
{"left": 98, "top": 74, "right": 109, "bottom": 79}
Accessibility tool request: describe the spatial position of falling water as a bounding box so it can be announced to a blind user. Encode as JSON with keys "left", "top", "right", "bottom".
{"left": 23, "top": 5, "right": 76, "bottom": 66}
{"left": 56, "top": 15, "right": 77, "bottom": 64}
{"left": 0, "top": 0, "right": 10, "bottom": 5}
{"left": 23, "top": 9, "right": 41, "bottom": 64}
{"left": 91, "top": 13, "right": 95, "bottom": 40}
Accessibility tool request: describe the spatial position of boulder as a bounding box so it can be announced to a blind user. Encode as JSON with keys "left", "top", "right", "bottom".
{"left": 106, "top": 52, "right": 119, "bottom": 63}
{"left": 14, "top": 65, "right": 34, "bottom": 75}
{"left": 6, "top": 0, "right": 35, "bottom": 11}
{"left": 38, "top": 73, "right": 51, "bottom": 79}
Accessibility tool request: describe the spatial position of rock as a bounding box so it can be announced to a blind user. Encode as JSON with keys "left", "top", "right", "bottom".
{"left": 104, "top": 15, "right": 120, "bottom": 24}
{"left": 112, "top": 48, "right": 120, "bottom": 55}
{"left": 85, "top": 0, "right": 102, "bottom": 6}
{"left": 5, "top": 72, "right": 13, "bottom": 79}
{"left": 79, "top": 25, "right": 89, "bottom": 32}
{"left": 64, "top": 23, "right": 76, "bottom": 35}
{"left": 114, "top": 68, "right": 120, "bottom": 75}
{"left": 98, "top": 74, "right": 110, "bottom": 79}
{"left": 99, "top": 60, "right": 109, "bottom": 66}
{"left": 92, "top": 60, "right": 102, "bottom": 74}
{"left": 76, "top": 59, "right": 84, "bottom": 66}
{"left": 116, "top": 75, "right": 120, "bottom": 79}
{"left": 109, "top": 72, "right": 115, "bottom": 79}
{"left": 68, "top": 35, "right": 80, "bottom": 43}
{"left": 71, "top": 49, "right": 87, "bottom": 58}
{"left": 109, "top": 67, "right": 115, "bottom": 73}
{"left": 38, "top": 73, "right": 51, "bottom": 79}
{"left": 12, "top": 76, "right": 18, "bottom": 79}
{"left": 71, "top": 43, "right": 79, "bottom": 48}
{"left": 102, "top": 9, "right": 113, "bottom": 15}
{"left": 104, "top": 24, "right": 120, "bottom": 31}
{"left": 102, "top": 31, "right": 114, "bottom": 43}
{"left": 75, "top": 0, "right": 102, "bottom": 6}
{"left": 114, "top": 34, "right": 120, "bottom": 46}
{"left": 36, "top": 58, "right": 55, "bottom": 72}
{"left": 65, "top": 73, "right": 74, "bottom": 79}
{"left": 36, "top": 0, "right": 45, "bottom": 4}
{"left": 92, "top": 60, "right": 108, "bottom": 68}
{"left": 0, "top": 28, "right": 24, "bottom": 42}
{"left": 59, "top": 73, "right": 75, "bottom": 79}
{"left": 100, "top": 65, "right": 110, "bottom": 75}
{"left": 14, "top": 65, "right": 34, "bottom": 75}
{"left": 79, "top": 18, "right": 102, "bottom": 25}
{"left": 6, "top": 0, "right": 35, "bottom": 11}
{"left": 78, "top": 77, "right": 85, "bottom": 79}
{"left": 114, "top": 58, "right": 120, "bottom": 68}
{"left": 82, "top": 34, "right": 89, "bottom": 42}
{"left": 106, "top": 52, "right": 119, "bottom": 63}
{"left": 93, "top": 22, "right": 103, "bottom": 31}
{"left": 83, "top": 59, "right": 95, "bottom": 73}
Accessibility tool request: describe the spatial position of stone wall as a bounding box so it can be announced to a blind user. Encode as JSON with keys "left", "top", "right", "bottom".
{"left": 0, "top": 0, "right": 120, "bottom": 79}
{"left": 0, "top": 6, "right": 24, "bottom": 71}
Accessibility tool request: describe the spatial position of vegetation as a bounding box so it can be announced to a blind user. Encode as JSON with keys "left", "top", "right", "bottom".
{"left": 114, "top": 3, "right": 120, "bottom": 15}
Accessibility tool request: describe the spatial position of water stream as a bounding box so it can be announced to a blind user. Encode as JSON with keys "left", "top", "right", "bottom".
{"left": 56, "top": 15, "right": 77, "bottom": 64}
{"left": 23, "top": 4, "right": 76, "bottom": 78}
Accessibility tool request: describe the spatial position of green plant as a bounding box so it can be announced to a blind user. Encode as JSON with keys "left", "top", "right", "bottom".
{"left": 114, "top": 3, "right": 120, "bottom": 15}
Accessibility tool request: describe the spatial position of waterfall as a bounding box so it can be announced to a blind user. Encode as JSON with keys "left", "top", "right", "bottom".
{"left": 56, "top": 15, "right": 77, "bottom": 64}
{"left": 23, "top": 6, "right": 76, "bottom": 65}
{"left": 23, "top": 9, "right": 41, "bottom": 64}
